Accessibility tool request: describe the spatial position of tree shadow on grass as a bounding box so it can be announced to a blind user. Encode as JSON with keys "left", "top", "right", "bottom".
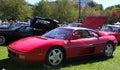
{"left": 0, "top": 58, "right": 45, "bottom": 70}
{"left": 0, "top": 56, "right": 113, "bottom": 70}
{"left": 62, "top": 55, "right": 113, "bottom": 67}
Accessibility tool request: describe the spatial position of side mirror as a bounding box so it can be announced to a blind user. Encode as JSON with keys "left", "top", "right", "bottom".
{"left": 72, "top": 35, "right": 80, "bottom": 40}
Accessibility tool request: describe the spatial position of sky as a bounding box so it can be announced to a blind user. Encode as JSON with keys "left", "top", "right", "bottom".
{"left": 25, "top": 0, "right": 120, "bottom": 9}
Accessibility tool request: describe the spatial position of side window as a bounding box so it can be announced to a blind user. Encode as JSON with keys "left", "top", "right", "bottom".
{"left": 89, "top": 31, "right": 99, "bottom": 37}
{"left": 81, "top": 30, "right": 91, "bottom": 38}
{"left": 73, "top": 30, "right": 91, "bottom": 39}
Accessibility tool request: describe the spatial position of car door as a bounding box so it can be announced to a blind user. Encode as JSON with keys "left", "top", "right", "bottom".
{"left": 68, "top": 30, "right": 102, "bottom": 57}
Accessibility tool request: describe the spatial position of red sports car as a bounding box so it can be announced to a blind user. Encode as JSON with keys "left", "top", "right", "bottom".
{"left": 7, "top": 27, "right": 117, "bottom": 66}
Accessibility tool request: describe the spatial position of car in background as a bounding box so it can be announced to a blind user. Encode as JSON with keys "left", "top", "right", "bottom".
{"left": 0, "top": 17, "right": 59, "bottom": 45}
{"left": 0, "top": 24, "right": 32, "bottom": 45}
{"left": 114, "top": 22, "right": 120, "bottom": 26}
{"left": 100, "top": 25, "right": 120, "bottom": 42}
{"left": 8, "top": 27, "right": 117, "bottom": 66}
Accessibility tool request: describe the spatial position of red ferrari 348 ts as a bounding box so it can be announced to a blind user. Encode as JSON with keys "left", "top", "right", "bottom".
{"left": 7, "top": 27, "right": 117, "bottom": 66}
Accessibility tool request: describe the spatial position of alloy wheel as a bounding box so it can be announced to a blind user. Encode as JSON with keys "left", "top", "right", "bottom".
{"left": 104, "top": 43, "right": 114, "bottom": 57}
{"left": 47, "top": 48, "right": 63, "bottom": 66}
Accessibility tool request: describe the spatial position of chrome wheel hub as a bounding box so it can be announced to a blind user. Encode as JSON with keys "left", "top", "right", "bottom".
{"left": 105, "top": 44, "right": 113, "bottom": 57}
{"left": 48, "top": 49, "right": 63, "bottom": 65}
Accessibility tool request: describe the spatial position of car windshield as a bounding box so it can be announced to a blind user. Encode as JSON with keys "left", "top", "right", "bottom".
{"left": 42, "top": 28, "right": 72, "bottom": 40}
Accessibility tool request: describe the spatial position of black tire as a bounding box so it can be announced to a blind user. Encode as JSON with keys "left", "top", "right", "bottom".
{"left": 0, "top": 35, "right": 6, "bottom": 45}
{"left": 45, "top": 47, "right": 64, "bottom": 66}
{"left": 104, "top": 43, "right": 114, "bottom": 57}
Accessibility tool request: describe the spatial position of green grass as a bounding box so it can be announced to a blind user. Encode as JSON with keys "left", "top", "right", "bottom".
{"left": 0, "top": 46, "right": 120, "bottom": 70}
{"left": 0, "top": 46, "right": 8, "bottom": 60}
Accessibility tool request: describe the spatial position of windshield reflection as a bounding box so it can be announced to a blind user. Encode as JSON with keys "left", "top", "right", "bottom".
{"left": 42, "top": 28, "right": 72, "bottom": 40}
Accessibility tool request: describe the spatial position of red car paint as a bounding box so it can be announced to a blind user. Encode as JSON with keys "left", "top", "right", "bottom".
{"left": 7, "top": 27, "right": 117, "bottom": 63}
{"left": 103, "top": 31, "right": 120, "bottom": 41}
{"left": 81, "top": 16, "right": 107, "bottom": 29}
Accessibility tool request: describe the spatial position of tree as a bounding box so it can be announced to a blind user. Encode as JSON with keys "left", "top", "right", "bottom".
{"left": 33, "top": 0, "right": 52, "bottom": 18}
{"left": 54, "top": 0, "right": 78, "bottom": 23}
{"left": 95, "top": 4, "right": 103, "bottom": 10}
{"left": 104, "top": 4, "right": 120, "bottom": 24}
{"left": 0, "top": 0, "right": 33, "bottom": 21}
{"left": 87, "top": 1, "right": 97, "bottom": 8}
{"left": 33, "top": 0, "right": 78, "bottom": 23}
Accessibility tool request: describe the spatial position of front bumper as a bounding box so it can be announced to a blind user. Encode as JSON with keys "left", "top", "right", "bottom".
{"left": 8, "top": 48, "right": 46, "bottom": 65}
{"left": 8, "top": 53, "right": 44, "bottom": 65}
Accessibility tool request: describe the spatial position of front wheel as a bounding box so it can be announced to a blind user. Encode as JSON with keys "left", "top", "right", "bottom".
{"left": 0, "top": 35, "right": 6, "bottom": 45}
{"left": 104, "top": 43, "right": 114, "bottom": 57}
{"left": 45, "top": 47, "right": 64, "bottom": 66}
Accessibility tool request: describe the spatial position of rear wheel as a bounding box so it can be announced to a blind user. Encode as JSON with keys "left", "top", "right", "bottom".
{"left": 104, "top": 43, "right": 114, "bottom": 57}
{"left": 45, "top": 47, "right": 64, "bottom": 66}
{"left": 0, "top": 35, "right": 6, "bottom": 45}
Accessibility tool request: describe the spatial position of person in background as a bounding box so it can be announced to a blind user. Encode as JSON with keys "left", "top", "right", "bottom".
{"left": 14, "top": 19, "right": 20, "bottom": 23}
{"left": 3, "top": 19, "right": 8, "bottom": 23}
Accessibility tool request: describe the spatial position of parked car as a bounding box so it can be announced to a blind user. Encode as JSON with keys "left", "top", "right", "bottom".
{"left": 0, "top": 17, "right": 59, "bottom": 45}
{"left": 114, "top": 22, "right": 120, "bottom": 26}
{"left": 100, "top": 25, "right": 120, "bottom": 42}
{"left": 8, "top": 27, "right": 117, "bottom": 66}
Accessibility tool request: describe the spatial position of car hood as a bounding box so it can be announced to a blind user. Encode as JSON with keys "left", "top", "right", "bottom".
{"left": 8, "top": 36, "right": 64, "bottom": 53}
{"left": 81, "top": 16, "right": 107, "bottom": 29}
{"left": 30, "top": 17, "right": 59, "bottom": 28}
